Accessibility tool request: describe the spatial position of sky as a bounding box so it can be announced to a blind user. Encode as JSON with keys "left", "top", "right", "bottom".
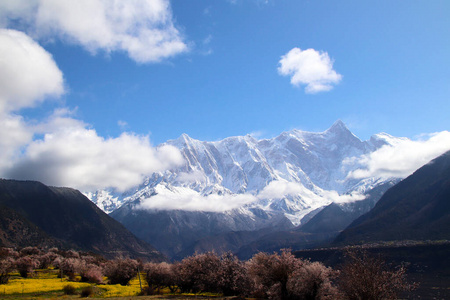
{"left": 1, "top": 0, "right": 450, "bottom": 192}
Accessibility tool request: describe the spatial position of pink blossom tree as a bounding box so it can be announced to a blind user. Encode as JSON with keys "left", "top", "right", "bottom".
{"left": 103, "top": 258, "right": 138, "bottom": 285}
{"left": 338, "top": 249, "right": 415, "bottom": 300}
{"left": 247, "top": 249, "right": 304, "bottom": 299}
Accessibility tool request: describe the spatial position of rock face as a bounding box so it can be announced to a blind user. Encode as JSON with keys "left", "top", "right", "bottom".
{"left": 334, "top": 150, "right": 450, "bottom": 245}
{"left": 105, "top": 121, "right": 410, "bottom": 259}
{"left": 0, "top": 179, "right": 165, "bottom": 261}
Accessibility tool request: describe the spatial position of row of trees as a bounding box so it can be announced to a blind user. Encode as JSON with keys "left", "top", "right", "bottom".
{"left": 143, "top": 249, "right": 415, "bottom": 299}
{"left": 0, "top": 247, "right": 107, "bottom": 284}
{"left": 0, "top": 246, "right": 415, "bottom": 299}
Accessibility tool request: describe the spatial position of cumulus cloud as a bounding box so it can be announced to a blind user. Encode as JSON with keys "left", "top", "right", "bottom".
{"left": 0, "top": 28, "right": 185, "bottom": 192}
{"left": 278, "top": 47, "right": 342, "bottom": 93}
{"left": 6, "top": 110, "right": 184, "bottom": 192}
{"left": 0, "top": 29, "right": 64, "bottom": 113}
{"left": 347, "top": 131, "right": 450, "bottom": 179}
{"left": 0, "top": 28, "right": 63, "bottom": 172}
{"left": 0, "top": 0, "right": 187, "bottom": 63}
{"left": 138, "top": 185, "right": 257, "bottom": 212}
{"left": 0, "top": 113, "right": 33, "bottom": 172}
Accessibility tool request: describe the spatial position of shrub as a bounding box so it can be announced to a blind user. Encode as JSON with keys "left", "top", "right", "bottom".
{"left": 80, "top": 286, "right": 94, "bottom": 297}
{"left": 0, "top": 257, "right": 15, "bottom": 284}
{"left": 338, "top": 249, "right": 415, "bottom": 300}
{"left": 63, "top": 284, "right": 77, "bottom": 295}
{"left": 104, "top": 258, "right": 138, "bottom": 285}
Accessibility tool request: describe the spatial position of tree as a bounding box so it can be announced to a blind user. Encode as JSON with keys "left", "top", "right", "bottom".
{"left": 216, "top": 252, "right": 252, "bottom": 296}
{"left": 19, "top": 246, "right": 41, "bottom": 257}
{"left": 338, "top": 249, "right": 415, "bottom": 300}
{"left": 80, "top": 264, "right": 103, "bottom": 284}
{"left": 59, "top": 258, "right": 79, "bottom": 281}
{"left": 103, "top": 258, "right": 138, "bottom": 285}
{"left": 173, "top": 252, "right": 221, "bottom": 293}
{"left": 144, "top": 262, "right": 176, "bottom": 293}
{"left": 247, "top": 249, "right": 303, "bottom": 299}
{"left": 34, "top": 252, "right": 58, "bottom": 269}
{"left": 0, "top": 257, "right": 15, "bottom": 284}
{"left": 15, "top": 256, "right": 38, "bottom": 278}
{"left": 287, "top": 261, "right": 341, "bottom": 300}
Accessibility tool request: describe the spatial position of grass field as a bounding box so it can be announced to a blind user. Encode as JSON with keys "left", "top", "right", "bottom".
{"left": 0, "top": 269, "right": 147, "bottom": 298}
{"left": 0, "top": 269, "right": 228, "bottom": 299}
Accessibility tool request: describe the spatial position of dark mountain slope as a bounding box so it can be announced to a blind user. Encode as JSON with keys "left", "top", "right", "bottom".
{"left": 0, "top": 204, "right": 61, "bottom": 248}
{"left": 300, "top": 180, "right": 398, "bottom": 234}
{"left": 334, "top": 150, "right": 450, "bottom": 245}
{"left": 0, "top": 179, "right": 165, "bottom": 261}
{"left": 111, "top": 201, "right": 293, "bottom": 259}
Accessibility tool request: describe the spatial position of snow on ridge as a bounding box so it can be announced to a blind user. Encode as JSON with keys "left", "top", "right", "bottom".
{"left": 87, "top": 121, "right": 406, "bottom": 224}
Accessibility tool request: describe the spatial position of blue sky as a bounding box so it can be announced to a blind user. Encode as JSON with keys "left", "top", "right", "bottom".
{"left": 11, "top": 0, "right": 450, "bottom": 143}
{"left": 1, "top": 0, "right": 450, "bottom": 191}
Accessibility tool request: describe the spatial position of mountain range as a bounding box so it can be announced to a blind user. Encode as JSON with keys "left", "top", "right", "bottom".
{"left": 92, "top": 121, "right": 408, "bottom": 258}
{"left": 0, "top": 121, "right": 448, "bottom": 262}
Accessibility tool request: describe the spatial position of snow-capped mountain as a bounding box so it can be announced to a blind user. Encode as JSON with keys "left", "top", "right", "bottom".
{"left": 91, "top": 120, "right": 401, "bottom": 225}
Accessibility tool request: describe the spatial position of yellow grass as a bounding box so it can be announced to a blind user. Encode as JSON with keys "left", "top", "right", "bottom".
{"left": 0, "top": 277, "right": 90, "bottom": 295}
{"left": 99, "top": 275, "right": 145, "bottom": 297}
{"left": 0, "top": 271, "right": 222, "bottom": 298}
{"left": 0, "top": 271, "right": 146, "bottom": 297}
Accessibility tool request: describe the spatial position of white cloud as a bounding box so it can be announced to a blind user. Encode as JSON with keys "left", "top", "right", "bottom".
{"left": 6, "top": 111, "right": 184, "bottom": 192}
{"left": 137, "top": 179, "right": 366, "bottom": 213}
{"left": 258, "top": 180, "right": 365, "bottom": 204}
{"left": 347, "top": 131, "right": 450, "bottom": 179}
{"left": 0, "top": 29, "right": 185, "bottom": 192}
{"left": 278, "top": 48, "right": 342, "bottom": 94}
{"left": 0, "top": 0, "right": 188, "bottom": 63}
{"left": 257, "top": 180, "right": 306, "bottom": 199}
{"left": 0, "top": 113, "right": 33, "bottom": 172}
{"left": 176, "top": 170, "right": 207, "bottom": 183}
{"left": 0, "top": 29, "right": 64, "bottom": 113}
{"left": 0, "top": 29, "right": 63, "bottom": 173}
{"left": 137, "top": 185, "right": 257, "bottom": 212}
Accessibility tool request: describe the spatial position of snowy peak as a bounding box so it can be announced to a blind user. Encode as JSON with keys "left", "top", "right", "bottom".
{"left": 325, "top": 120, "right": 354, "bottom": 137}
{"left": 89, "top": 121, "right": 407, "bottom": 225}
{"left": 328, "top": 119, "right": 347, "bottom": 131}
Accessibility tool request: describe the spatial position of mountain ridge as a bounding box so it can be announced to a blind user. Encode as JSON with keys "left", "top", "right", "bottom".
{"left": 334, "top": 150, "right": 450, "bottom": 245}
{"left": 104, "top": 121, "right": 411, "bottom": 259}
{"left": 0, "top": 179, "right": 165, "bottom": 261}
{"left": 95, "top": 121, "right": 401, "bottom": 219}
